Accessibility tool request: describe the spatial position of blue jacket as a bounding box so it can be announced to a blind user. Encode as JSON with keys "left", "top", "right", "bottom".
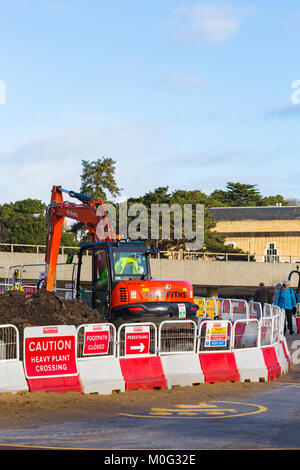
{"left": 274, "top": 287, "right": 297, "bottom": 310}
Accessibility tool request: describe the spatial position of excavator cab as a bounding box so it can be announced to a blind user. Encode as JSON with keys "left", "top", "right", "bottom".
{"left": 76, "top": 241, "right": 152, "bottom": 319}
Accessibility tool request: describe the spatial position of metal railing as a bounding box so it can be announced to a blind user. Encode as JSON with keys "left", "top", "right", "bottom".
{"left": 0, "top": 325, "right": 20, "bottom": 361}
{"left": 157, "top": 251, "right": 254, "bottom": 261}
{"left": 0, "top": 292, "right": 287, "bottom": 359}
{"left": 0, "top": 313, "right": 286, "bottom": 361}
{"left": 232, "top": 319, "right": 260, "bottom": 349}
{"left": 158, "top": 320, "right": 197, "bottom": 355}
{"left": 117, "top": 322, "right": 157, "bottom": 358}
{"left": 197, "top": 319, "right": 233, "bottom": 352}
{"left": 76, "top": 323, "right": 117, "bottom": 359}
{"left": 0, "top": 243, "right": 80, "bottom": 254}
{"left": 195, "top": 297, "right": 250, "bottom": 321}
{"left": 1, "top": 242, "right": 300, "bottom": 263}
{"left": 0, "top": 282, "right": 76, "bottom": 300}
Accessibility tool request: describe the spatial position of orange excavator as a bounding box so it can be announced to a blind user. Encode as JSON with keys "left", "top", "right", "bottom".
{"left": 43, "top": 185, "right": 198, "bottom": 325}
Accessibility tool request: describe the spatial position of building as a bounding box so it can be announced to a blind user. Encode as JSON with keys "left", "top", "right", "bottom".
{"left": 209, "top": 206, "right": 300, "bottom": 263}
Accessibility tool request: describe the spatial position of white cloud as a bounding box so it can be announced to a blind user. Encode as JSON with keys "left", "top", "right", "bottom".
{"left": 157, "top": 72, "right": 204, "bottom": 88}
{"left": 168, "top": 3, "right": 255, "bottom": 45}
{"left": 0, "top": 121, "right": 167, "bottom": 204}
{"left": 264, "top": 103, "right": 300, "bottom": 120}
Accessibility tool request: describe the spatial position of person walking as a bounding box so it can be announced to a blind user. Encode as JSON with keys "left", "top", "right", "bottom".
{"left": 272, "top": 283, "right": 282, "bottom": 303}
{"left": 254, "top": 282, "right": 271, "bottom": 309}
{"left": 274, "top": 280, "right": 297, "bottom": 335}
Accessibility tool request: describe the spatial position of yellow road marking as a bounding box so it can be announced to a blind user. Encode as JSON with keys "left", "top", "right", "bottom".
{"left": 120, "top": 401, "right": 268, "bottom": 420}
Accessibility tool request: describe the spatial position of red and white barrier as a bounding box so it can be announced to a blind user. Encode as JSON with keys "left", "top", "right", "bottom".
{"left": 0, "top": 302, "right": 288, "bottom": 396}
{"left": 160, "top": 354, "right": 205, "bottom": 389}
{"left": 79, "top": 357, "right": 125, "bottom": 394}
{"left": 158, "top": 320, "right": 204, "bottom": 388}
{"left": 234, "top": 349, "right": 268, "bottom": 382}
{"left": 198, "top": 352, "right": 240, "bottom": 383}
{"left": 280, "top": 338, "right": 291, "bottom": 367}
{"left": 274, "top": 342, "right": 289, "bottom": 375}
{"left": 261, "top": 346, "right": 281, "bottom": 381}
{"left": 77, "top": 323, "right": 125, "bottom": 395}
{"left": 295, "top": 316, "right": 300, "bottom": 334}
{"left": 0, "top": 325, "right": 28, "bottom": 394}
{"left": 119, "top": 356, "right": 166, "bottom": 391}
{"left": 118, "top": 323, "right": 167, "bottom": 391}
{"left": 24, "top": 325, "right": 81, "bottom": 393}
{"left": 0, "top": 361, "right": 28, "bottom": 393}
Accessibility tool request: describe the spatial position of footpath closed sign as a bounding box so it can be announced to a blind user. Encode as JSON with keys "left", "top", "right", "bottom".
{"left": 205, "top": 321, "right": 228, "bottom": 348}
{"left": 83, "top": 324, "right": 110, "bottom": 356}
{"left": 24, "top": 325, "right": 78, "bottom": 379}
{"left": 125, "top": 325, "right": 150, "bottom": 356}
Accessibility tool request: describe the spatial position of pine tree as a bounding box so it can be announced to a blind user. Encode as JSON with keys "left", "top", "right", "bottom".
{"left": 80, "top": 157, "right": 122, "bottom": 202}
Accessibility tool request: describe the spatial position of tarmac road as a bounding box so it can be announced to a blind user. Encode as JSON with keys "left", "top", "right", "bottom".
{"left": 0, "top": 336, "right": 299, "bottom": 452}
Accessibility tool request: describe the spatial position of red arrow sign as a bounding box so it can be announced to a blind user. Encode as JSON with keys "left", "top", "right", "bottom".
{"left": 125, "top": 326, "right": 150, "bottom": 356}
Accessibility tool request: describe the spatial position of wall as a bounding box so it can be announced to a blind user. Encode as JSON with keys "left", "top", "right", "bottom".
{"left": 0, "top": 252, "right": 298, "bottom": 290}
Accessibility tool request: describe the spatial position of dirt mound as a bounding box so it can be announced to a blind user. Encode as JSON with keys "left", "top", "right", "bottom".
{"left": 0, "top": 289, "right": 106, "bottom": 333}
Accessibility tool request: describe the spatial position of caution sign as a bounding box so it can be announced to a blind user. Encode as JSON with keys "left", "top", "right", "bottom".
{"left": 83, "top": 324, "right": 110, "bottom": 356}
{"left": 125, "top": 325, "right": 150, "bottom": 356}
{"left": 205, "top": 321, "right": 228, "bottom": 348}
{"left": 24, "top": 325, "right": 78, "bottom": 379}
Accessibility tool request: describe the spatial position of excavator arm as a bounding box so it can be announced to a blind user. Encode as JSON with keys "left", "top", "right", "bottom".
{"left": 44, "top": 185, "right": 115, "bottom": 292}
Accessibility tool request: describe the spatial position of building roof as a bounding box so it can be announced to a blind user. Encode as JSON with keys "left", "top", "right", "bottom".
{"left": 209, "top": 206, "right": 300, "bottom": 221}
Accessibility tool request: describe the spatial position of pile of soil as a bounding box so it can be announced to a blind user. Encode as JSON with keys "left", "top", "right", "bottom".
{"left": 0, "top": 290, "right": 106, "bottom": 343}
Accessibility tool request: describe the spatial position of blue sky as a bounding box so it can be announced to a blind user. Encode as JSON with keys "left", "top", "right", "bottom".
{"left": 0, "top": 0, "right": 300, "bottom": 205}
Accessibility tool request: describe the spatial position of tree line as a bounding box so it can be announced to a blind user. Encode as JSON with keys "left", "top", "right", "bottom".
{"left": 0, "top": 157, "right": 295, "bottom": 253}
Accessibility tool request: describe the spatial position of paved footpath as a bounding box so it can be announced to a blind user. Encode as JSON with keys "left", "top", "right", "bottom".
{"left": 0, "top": 336, "right": 300, "bottom": 451}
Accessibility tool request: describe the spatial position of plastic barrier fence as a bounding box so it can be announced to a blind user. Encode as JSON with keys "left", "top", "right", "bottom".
{"left": 198, "top": 319, "right": 232, "bottom": 352}
{"left": 196, "top": 319, "right": 239, "bottom": 383}
{"left": 0, "top": 302, "right": 290, "bottom": 395}
{"left": 0, "top": 324, "right": 28, "bottom": 393}
{"left": 158, "top": 320, "right": 204, "bottom": 388}
{"left": 295, "top": 303, "right": 300, "bottom": 334}
{"left": 249, "top": 301, "right": 262, "bottom": 319}
{"left": 263, "top": 303, "right": 281, "bottom": 318}
{"left": 233, "top": 319, "right": 259, "bottom": 349}
{"left": 231, "top": 299, "right": 249, "bottom": 321}
{"left": 158, "top": 320, "right": 197, "bottom": 354}
{"left": 194, "top": 298, "right": 250, "bottom": 322}
{"left": 219, "top": 299, "right": 232, "bottom": 320}
{"left": 194, "top": 297, "right": 223, "bottom": 319}
{"left": 117, "top": 323, "right": 166, "bottom": 391}
{"left": 76, "top": 323, "right": 125, "bottom": 395}
{"left": 198, "top": 352, "right": 240, "bottom": 383}
{"left": 274, "top": 341, "right": 289, "bottom": 375}
{"left": 261, "top": 346, "right": 281, "bottom": 381}
{"left": 24, "top": 325, "right": 81, "bottom": 393}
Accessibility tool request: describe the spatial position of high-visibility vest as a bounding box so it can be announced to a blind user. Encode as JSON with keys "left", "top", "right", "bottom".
{"left": 114, "top": 257, "right": 139, "bottom": 274}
